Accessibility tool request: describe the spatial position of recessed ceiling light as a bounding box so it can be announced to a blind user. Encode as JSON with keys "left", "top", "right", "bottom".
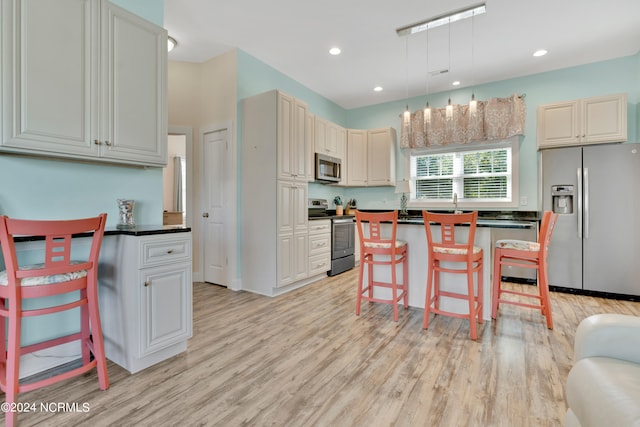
{"left": 329, "top": 47, "right": 341, "bottom": 56}
{"left": 373, "top": 86, "right": 383, "bottom": 92}
{"left": 452, "top": 81, "right": 461, "bottom": 86}
{"left": 533, "top": 49, "right": 548, "bottom": 57}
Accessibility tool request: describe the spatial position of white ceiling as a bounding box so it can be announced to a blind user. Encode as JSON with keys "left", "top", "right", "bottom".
{"left": 164, "top": 0, "right": 640, "bottom": 110}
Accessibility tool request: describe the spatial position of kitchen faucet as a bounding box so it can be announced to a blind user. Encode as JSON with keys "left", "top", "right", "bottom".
{"left": 453, "top": 192, "right": 461, "bottom": 214}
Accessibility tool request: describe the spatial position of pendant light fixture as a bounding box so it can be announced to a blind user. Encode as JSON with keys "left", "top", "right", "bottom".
{"left": 402, "top": 38, "right": 412, "bottom": 141}
{"left": 396, "top": 3, "right": 486, "bottom": 36}
{"left": 445, "top": 24, "right": 453, "bottom": 121}
{"left": 469, "top": 13, "right": 477, "bottom": 117}
{"left": 394, "top": 3, "right": 488, "bottom": 127}
{"left": 423, "top": 30, "right": 431, "bottom": 128}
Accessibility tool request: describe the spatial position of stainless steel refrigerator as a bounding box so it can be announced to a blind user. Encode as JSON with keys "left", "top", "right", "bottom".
{"left": 541, "top": 143, "right": 640, "bottom": 296}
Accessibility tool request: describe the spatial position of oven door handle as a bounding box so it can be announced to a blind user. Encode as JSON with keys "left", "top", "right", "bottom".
{"left": 332, "top": 218, "right": 355, "bottom": 224}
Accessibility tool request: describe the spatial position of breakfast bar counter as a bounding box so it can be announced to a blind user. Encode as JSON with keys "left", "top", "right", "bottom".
{"left": 358, "top": 216, "right": 538, "bottom": 320}
{"left": 4, "top": 225, "right": 193, "bottom": 377}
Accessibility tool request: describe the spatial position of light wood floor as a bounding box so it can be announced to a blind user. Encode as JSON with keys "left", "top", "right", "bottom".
{"left": 6, "top": 269, "right": 640, "bottom": 426}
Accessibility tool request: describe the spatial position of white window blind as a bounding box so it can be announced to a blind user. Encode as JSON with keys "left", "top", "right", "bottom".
{"left": 411, "top": 146, "right": 512, "bottom": 203}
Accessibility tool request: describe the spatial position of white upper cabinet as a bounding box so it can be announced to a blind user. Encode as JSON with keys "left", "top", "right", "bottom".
{"left": 277, "top": 92, "right": 310, "bottom": 181}
{"left": 1, "top": 0, "right": 98, "bottom": 156}
{"left": 537, "top": 93, "right": 627, "bottom": 149}
{"left": 367, "top": 127, "right": 396, "bottom": 186}
{"left": 314, "top": 116, "right": 345, "bottom": 160}
{"left": 0, "top": 0, "right": 167, "bottom": 166}
{"left": 346, "top": 129, "right": 367, "bottom": 186}
{"left": 99, "top": 1, "right": 167, "bottom": 165}
{"left": 346, "top": 127, "right": 396, "bottom": 187}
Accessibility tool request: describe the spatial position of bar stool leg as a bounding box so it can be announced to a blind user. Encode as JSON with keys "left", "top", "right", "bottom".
{"left": 477, "top": 261, "right": 484, "bottom": 325}
{"left": 391, "top": 259, "right": 399, "bottom": 321}
{"left": 467, "top": 267, "right": 477, "bottom": 340}
{"left": 87, "top": 280, "right": 109, "bottom": 390}
{"left": 5, "top": 299, "right": 21, "bottom": 427}
{"left": 403, "top": 247, "right": 409, "bottom": 309}
{"left": 356, "top": 256, "right": 365, "bottom": 316}
{"left": 539, "top": 260, "right": 554, "bottom": 329}
{"left": 423, "top": 260, "right": 435, "bottom": 329}
{"left": 492, "top": 249, "right": 502, "bottom": 319}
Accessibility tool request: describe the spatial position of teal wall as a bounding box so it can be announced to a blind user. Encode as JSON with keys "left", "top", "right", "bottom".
{"left": 237, "top": 50, "right": 347, "bottom": 123}
{"left": 343, "top": 54, "right": 639, "bottom": 211}
{"left": 0, "top": 0, "right": 165, "bottom": 354}
{"left": 0, "top": 1, "right": 165, "bottom": 226}
{"left": 237, "top": 51, "right": 639, "bottom": 213}
{"left": 110, "top": 0, "right": 164, "bottom": 26}
{"left": 0, "top": 156, "right": 161, "bottom": 223}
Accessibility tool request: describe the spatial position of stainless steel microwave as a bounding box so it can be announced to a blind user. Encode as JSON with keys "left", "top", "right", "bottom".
{"left": 315, "top": 153, "right": 341, "bottom": 183}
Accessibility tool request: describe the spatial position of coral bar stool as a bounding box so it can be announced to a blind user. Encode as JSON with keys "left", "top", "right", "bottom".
{"left": 354, "top": 210, "right": 409, "bottom": 321}
{"left": 0, "top": 214, "right": 109, "bottom": 427}
{"left": 422, "top": 211, "right": 483, "bottom": 340}
{"left": 492, "top": 210, "right": 558, "bottom": 329}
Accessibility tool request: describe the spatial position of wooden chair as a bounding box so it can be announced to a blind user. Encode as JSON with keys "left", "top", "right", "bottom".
{"left": 0, "top": 214, "right": 109, "bottom": 427}
{"left": 354, "top": 210, "right": 408, "bottom": 321}
{"left": 422, "top": 211, "right": 484, "bottom": 340}
{"left": 492, "top": 210, "right": 559, "bottom": 329}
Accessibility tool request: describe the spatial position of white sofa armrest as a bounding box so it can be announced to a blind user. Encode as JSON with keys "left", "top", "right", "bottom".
{"left": 574, "top": 313, "right": 640, "bottom": 364}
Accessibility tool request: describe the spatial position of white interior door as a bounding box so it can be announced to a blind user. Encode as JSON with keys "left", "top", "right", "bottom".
{"left": 203, "top": 129, "right": 228, "bottom": 285}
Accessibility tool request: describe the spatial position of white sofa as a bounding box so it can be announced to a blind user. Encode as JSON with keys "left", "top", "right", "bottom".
{"left": 564, "top": 313, "right": 640, "bottom": 427}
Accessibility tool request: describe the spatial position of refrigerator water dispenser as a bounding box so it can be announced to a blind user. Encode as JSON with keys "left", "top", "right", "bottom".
{"left": 551, "top": 185, "right": 574, "bottom": 214}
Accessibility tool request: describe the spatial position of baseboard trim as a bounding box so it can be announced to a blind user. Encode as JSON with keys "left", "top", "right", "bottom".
{"left": 19, "top": 341, "right": 81, "bottom": 380}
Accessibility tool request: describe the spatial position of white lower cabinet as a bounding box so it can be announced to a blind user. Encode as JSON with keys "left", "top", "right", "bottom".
{"left": 99, "top": 232, "right": 193, "bottom": 373}
{"left": 139, "top": 263, "right": 192, "bottom": 357}
{"left": 308, "top": 219, "right": 331, "bottom": 276}
{"left": 277, "top": 180, "right": 308, "bottom": 287}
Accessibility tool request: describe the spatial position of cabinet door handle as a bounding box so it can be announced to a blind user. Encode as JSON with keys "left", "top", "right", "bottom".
{"left": 144, "top": 281, "right": 151, "bottom": 287}
{"left": 105, "top": 141, "right": 112, "bottom": 146}
{"left": 94, "top": 139, "right": 102, "bottom": 145}
{"left": 167, "top": 249, "right": 174, "bottom": 254}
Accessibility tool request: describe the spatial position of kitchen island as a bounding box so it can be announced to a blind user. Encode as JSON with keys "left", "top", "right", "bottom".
{"left": 6, "top": 225, "right": 192, "bottom": 378}
{"left": 98, "top": 226, "right": 193, "bottom": 374}
{"left": 358, "top": 216, "right": 537, "bottom": 320}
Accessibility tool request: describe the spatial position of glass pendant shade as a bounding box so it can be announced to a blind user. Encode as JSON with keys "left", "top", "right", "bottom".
{"left": 403, "top": 105, "right": 411, "bottom": 126}
{"left": 469, "top": 93, "right": 477, "bottom": 116}
{"left": 424, "top": 102, "right": 431, "bottom": 125}
{"left": 446, "top": 98, "right": 453, "bottom": 121}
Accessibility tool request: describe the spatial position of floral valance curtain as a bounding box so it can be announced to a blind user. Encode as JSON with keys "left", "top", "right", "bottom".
{"left": 399, "top": 94, "right": 526, "bottom": 149}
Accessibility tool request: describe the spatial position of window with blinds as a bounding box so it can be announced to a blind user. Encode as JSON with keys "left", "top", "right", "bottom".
{"left": 411, "top": 146, "right": 513, "bottom": 203}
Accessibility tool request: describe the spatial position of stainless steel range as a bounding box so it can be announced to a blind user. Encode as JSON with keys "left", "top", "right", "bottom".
{"left": 308, "top": 198, "right": 355, "bottom": 276}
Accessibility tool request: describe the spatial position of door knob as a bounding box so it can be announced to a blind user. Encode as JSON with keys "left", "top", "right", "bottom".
{"left": 202, "top": 213, "right": 209, "bottom": 218}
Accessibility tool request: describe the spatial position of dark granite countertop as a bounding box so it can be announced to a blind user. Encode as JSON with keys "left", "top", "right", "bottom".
{"left": 104, "top": 225, "right": 191, "bottom": 236}
{"left": 309, "top": 214, "right": 355, "bottom": 221}
{"left": 325, "top": 209, "right": 540, "bottom": 229}
{"left": 400, "top": 210, "right": 540, "bottom": 221}
{"left": 396, "top": 217, "right": 536, "bottom": 229}
{"left": 13, "top": 225, "right": 191, "bottom": 243}
{"left": 346, "top": 209, "right": 539, "bottom": 221}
